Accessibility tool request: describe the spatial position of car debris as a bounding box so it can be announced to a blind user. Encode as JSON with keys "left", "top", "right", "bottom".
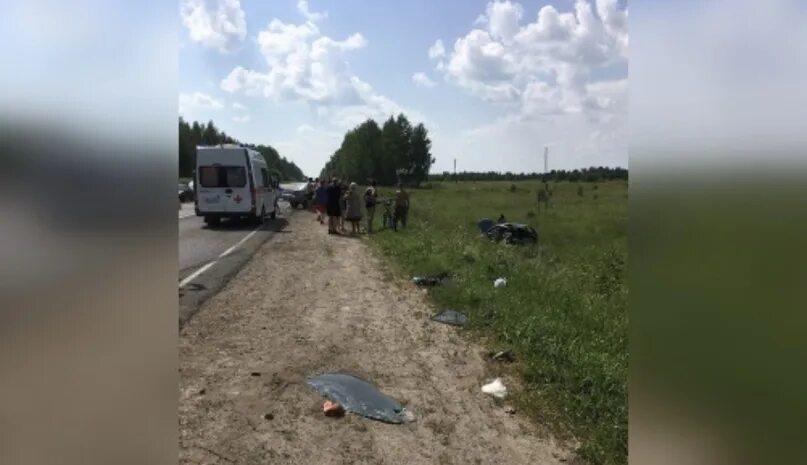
{"left": 504, "top": 405, "right": 516, "bottom": 415}
{"left": 307, "top": 373, "right": 414, "bottom": 424}
{"left": 478, "top": 218, "right": 496, "bottom": 234}
{"left": 491, "top": 350, "right": 515, "bottom": 363}
{"left": 494, "top": 278, "right": 507, "bottom": 288}
{"left": 323, "top": 400, "right": 345, "bottom": 417}
{"left": 481, "top": 378, "right": 507, "bottom": 399}
{"left": 431, "top": 309, "right": 468, "bottom": 327}
{"left": 486, "top": 223, "right": 538, "bottom": 245}
{"left": 412, "top": 272, "right": 451, "bottom": 287}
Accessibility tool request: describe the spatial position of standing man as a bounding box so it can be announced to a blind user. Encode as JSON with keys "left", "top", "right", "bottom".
{"left": 305, "top": 177, "right": 315, "bottom": 210}
{"left": 364, "top": 179, "right": 378, "bottom": 233}
{"left": 393, "top": 183, "right": 410, "bottom": 231}
{"left": 325, "top": 178, "right": 342, "bottom": 234}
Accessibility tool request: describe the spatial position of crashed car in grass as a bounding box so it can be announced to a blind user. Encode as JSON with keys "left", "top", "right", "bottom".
{"left": 485, "top": 223, "right": 538, "bottom": 245}
{"left": 279, "top": 182, "right": 310, "bottom": 209}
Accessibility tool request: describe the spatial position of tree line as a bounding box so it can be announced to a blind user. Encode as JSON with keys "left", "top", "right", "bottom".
{"left": 429, "top": 166, "right": 628, "bottom": 183}
{"left": 319, "top": 114, "right": 435, "bottom": 186}
{"left": 179, "top": 117, "right": 305, "bottom": 181}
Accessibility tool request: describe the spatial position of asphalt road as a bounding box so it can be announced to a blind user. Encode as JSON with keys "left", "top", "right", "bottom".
{"left": 178, "top": 201, "right": 294, "bottom": 327}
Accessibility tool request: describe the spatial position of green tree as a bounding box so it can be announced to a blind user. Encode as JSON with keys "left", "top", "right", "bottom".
{"left": 408, "top": 123, "right": 434, "bottom": 186}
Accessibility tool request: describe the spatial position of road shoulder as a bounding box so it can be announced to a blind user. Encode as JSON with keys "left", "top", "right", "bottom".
{"left": 179, "top": 211, "right": 573, "bottom": 465}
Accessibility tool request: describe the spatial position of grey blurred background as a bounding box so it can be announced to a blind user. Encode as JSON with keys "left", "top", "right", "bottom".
{"left": 630, "top": 1, "right": 807, "bottom": 464}
{"left": 0, "top": 1, "right": 177, "bottom": 465}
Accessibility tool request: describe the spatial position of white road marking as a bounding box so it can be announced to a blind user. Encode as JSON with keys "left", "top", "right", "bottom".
{"left": 218, "top": 227, "right": 261, "bottom": 259}
{"left": 178, "top": 224, "right": 264, "bottom": 288}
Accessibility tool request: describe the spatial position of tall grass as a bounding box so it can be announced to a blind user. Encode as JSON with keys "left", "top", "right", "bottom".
{"left": 371, "top": 181, "right": 627, "bottom": 465}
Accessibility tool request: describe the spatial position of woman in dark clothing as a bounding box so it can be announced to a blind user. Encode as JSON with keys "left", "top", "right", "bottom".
{"left": 325, "top": 178, "right": 343, "bottom": 234}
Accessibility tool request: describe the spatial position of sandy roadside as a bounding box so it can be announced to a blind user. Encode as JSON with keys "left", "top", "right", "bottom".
{"left": 179, "top": 211, "right": 573, "bottom": 465}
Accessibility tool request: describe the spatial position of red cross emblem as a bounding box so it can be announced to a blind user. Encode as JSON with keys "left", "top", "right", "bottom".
{"left": 233, "top": 194, "right": 242, "bottom": 204}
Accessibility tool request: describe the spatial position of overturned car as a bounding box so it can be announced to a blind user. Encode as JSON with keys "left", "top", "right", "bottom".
{"left": 482, "top": 221, "right": 538, "bottom": 245}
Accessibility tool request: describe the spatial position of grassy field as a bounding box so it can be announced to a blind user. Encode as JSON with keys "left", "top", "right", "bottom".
{"left": 371, "top": 180, "right": 627, "bottom": 465}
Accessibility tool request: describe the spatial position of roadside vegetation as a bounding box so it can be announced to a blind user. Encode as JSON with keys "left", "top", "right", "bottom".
{"left": 178, "top": 117, "right": 305, "bottom": 181}
{"left": 319, "top": 113, "right": 435, "bottom": 186}
{"left": 370, "top": 180, "right": 628, "bottom": 465}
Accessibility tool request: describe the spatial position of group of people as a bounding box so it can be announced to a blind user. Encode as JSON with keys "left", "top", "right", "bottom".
{"left": 304, "top": 177, "right": 410, "bottom": 235}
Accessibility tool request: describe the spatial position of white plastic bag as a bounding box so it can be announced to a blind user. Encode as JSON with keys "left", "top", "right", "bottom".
{"left": 481, "top": 378, "right": 507, "bottom": 398}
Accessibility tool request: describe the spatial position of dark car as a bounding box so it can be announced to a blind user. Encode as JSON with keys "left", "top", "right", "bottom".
{"left": 280, "top": 182, "right": 309, "bottom": 209}
{"left": 178, "top": 182, "right": 193, "bottom": 203}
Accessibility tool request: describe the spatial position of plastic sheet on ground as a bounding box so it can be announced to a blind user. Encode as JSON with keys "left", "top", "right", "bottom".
{"left": 306, "top": 373, "right": 412, "bottom": 424}
{"left": 431, "top": 309, "right": 468, "bottom": 326}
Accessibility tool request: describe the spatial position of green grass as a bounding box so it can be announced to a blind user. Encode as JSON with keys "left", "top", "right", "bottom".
{"left": 371, "top": 180, "right": 627, "bottom": 465}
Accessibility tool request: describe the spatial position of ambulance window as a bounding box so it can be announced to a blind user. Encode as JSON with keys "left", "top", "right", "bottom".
{"left": 224, "top": 167, "right": 246, "bottom": 187}
{"left": 260, "top": 168, "right": 269, "bottom": 187}
{"left": 199, "top": 166, "right": 246, "bottom": 187}
{"left": 199, "top": 166, "right": 219, "bottom": 187}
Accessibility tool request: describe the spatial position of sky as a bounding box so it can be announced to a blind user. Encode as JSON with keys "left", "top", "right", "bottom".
{"left": 179, "top": 0, "right": 628, "bottom": 177}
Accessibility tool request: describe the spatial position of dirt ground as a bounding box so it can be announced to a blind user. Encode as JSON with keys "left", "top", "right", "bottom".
{"left": 179, "top": 212, "right": 574, "bottom": 465}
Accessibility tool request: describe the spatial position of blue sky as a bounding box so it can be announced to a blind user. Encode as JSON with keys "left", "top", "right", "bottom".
{"left": 180, "top": 0, "right": 628, "bottom": 177}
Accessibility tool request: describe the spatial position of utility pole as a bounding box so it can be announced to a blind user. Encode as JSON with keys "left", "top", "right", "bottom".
{"left": 454, "top": 158, "right": 457, "bottom": 183}
{"left": 543, "top": 146, "right": 549, "bottom": 173}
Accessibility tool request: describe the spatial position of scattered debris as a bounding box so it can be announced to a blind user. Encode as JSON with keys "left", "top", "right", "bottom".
{"left": 431, "top": 309, "right": 468, "bottom": 327}
{"left": 494, "top": 278, "right": 507, "bottom": 288}
{"left": 478, "top": 218, "right": 496, "bottom": 234}
{"left": 412, "top": 272, "right": 451, "bottom": 287}
{"left": 486, "top": 223, "right": 538, "bottom": 245}
{"left": 307, "top": 373, "right": 413, "bottom": 424}
{"left": 481, "top": 378, "right": 507, "bottom": 399}
{"left": 263, "top": 413, "right": 274, "bottom": 421}
{"left": 401, "top": 409, "right": 417, "bottom": 423}
{"left": 497, "top": 214, "right": 507, "bottom": 224}
{"left": 504, "top": 405, "right": 516, "bottom": 415}
{"left": 250, "top": 372, "right": 261, "bottom": 377}
{"left": 323, "top": 400, "right": 345, "bottom": 417}
{"left": 491, "top": 350, "right": 515, "bottom": 363}
{"left": 198, "top": 388, "right": 206, "bottom": 395}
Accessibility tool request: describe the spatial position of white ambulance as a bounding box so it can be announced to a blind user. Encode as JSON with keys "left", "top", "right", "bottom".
{"left": 194, "top": 145, "right": 279, "bottom": 225}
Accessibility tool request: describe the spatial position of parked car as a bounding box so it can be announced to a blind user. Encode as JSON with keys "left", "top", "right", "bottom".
{"left": 280, "top": 182, "right": 310, "bottom": 209}
{"left": 178, "top": 182, "right": 193, "bottom": 203}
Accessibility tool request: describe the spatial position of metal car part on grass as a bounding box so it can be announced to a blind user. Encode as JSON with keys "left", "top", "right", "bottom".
{"left": 431, "top": 309, "right": 468, "bottom": 326}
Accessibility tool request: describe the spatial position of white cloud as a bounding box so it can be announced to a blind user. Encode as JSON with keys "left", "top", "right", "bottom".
{"left": 412, "top": 72, "right": 436, "bottom": 88}
{"left": 220, "top": 12, "right": 423, "bottom": 131}
{"left": 232, "top": 101, "right": 247, "bottom": 110}
{"left": 179, "top": 92, "right": 224, "bottom": 114}
{"left": 430, "top": 0, "right": 628, "bottom": 171}
{"left": 479, "top": 0, "right": 524, "bottom": 43}
{"left": 428, "top": 39, "right": 445, "bottom": 60}
{"left": 439, "top": 0, "right": 628, "bottom": 116}
{"left": 221, "top": 19, "right": 367, "bottom": 106}
{"left": 180, "top": 0, "right": 246, "bottom": 53}
{"left": 232, "top": 115, "right": 250, "bottom": 123}
{"left": 297, "top": 0, "right": 327, "bottom": 22}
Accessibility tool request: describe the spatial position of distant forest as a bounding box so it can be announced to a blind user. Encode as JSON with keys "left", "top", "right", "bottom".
{"left": 320, "top": 113, "right": 434, "bottom": 186}
{"left": 429, "top": 166, "right": 628, "bottom": 183}
{"left": 178, "top": 117, "right": 305, "bottom": 181}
